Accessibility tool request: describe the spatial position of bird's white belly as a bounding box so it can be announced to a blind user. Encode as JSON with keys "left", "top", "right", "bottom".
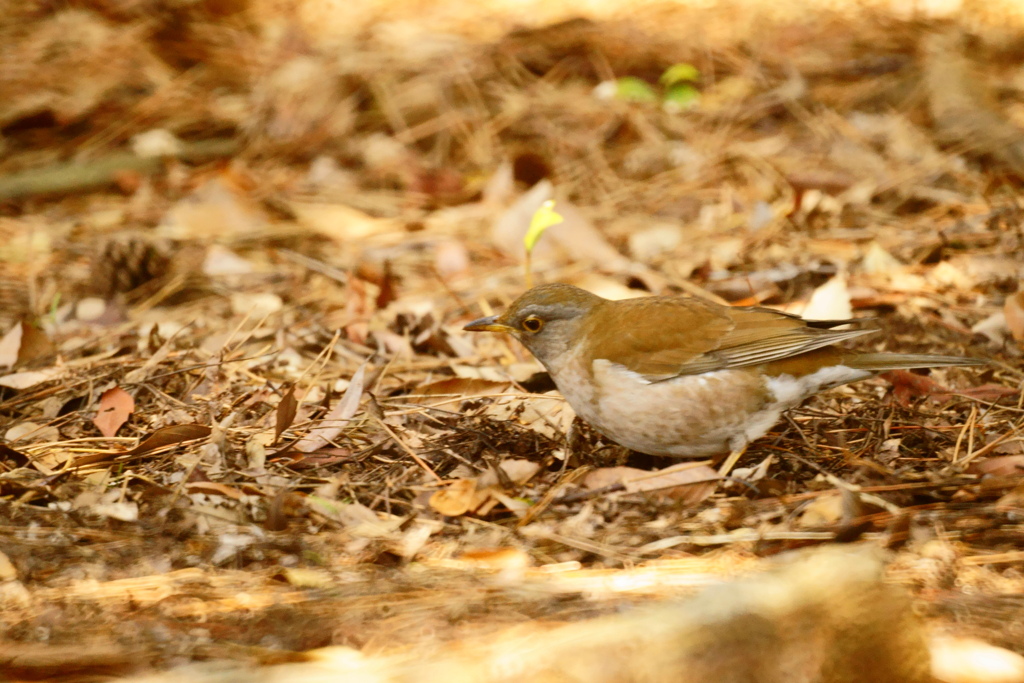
{"left": 550, "top": 358, "right": 871, "bottom": 458}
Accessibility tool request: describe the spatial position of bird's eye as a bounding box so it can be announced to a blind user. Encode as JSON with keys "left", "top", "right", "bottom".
{"left": 522, "top": 316, "right": 544, "bottom": 333}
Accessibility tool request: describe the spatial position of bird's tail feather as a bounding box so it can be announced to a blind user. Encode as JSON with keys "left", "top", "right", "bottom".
{"left": 846, "top": 353, "right": 986, "bottom": 371}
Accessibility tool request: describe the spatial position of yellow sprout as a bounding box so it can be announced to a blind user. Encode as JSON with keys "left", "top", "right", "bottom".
{"left": 524, "top": 199, "right": 563, "bottom": 287}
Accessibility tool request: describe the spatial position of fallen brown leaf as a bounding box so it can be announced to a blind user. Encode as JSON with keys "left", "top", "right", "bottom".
{"left": 294, "top": 363, "right": 366, "bottom": 453}
{"left": 584, "top": 462, "right": 719, "bottom": 505}
{"left": 274, "top": 384, "right": 298, "bottom": 444}
{"left": 1006, "top": 290, "right": 1024, "bottom": 342}
{"left": 93, "top": 386, "right": 135, "bottom": 437}
{"left": 429, "top": 479, "right": 480, "bottom": 517}
{"left": 969, "top": 455, "right": 1024, "bottom": 478}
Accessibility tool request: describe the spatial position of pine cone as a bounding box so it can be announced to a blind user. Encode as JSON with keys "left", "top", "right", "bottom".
{"left": 90, "top": 233, "right": 171, "bottom": 299}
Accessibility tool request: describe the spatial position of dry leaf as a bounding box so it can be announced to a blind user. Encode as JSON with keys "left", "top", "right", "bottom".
{"left": 797, "top": 493, "right": 844, "bottom": 528}
{"left": 429, "top": 479, "right": 479, "bottom": 517}
{"left": 274, "top": 385, "right": 298, "bottom": 444}
{"left": 88, "top": 502, "right": 139, "bottom": 522}
{"left": 481, "top": 394, "right": 574, "bottom": 441}
{"left": 799, "top": 274, "right": 853, "bottom": 321}
{"left": 158, "top": 177, "right": 267, "bottom": 241}
{"left": 0, "top": 551, "right": 17, "bottom": 581}
{"left": 881, "top": 371, "right": 1014, "bottom": 407}
{"left": 6, "top": 422, "right": 52, "bottom": 443}
{"left": 294, "top": 363, "right": 366, "bottom": 453}
{"left": 230, "top": 292, "right": 282, "bottom": 318}
{"left": 1005, "top": 290, "right": 1024, "bottom": 342}
{"left": 487, "top": 459, "right": 541, "bottom": 486}
{"left": 278, "top": 567, "right": 334, "bottom": 589}
{"left": 0, "top": 323, "right": 21, "bottom": 369}
{"left": 968, "top": 456, "right": 1024, "bottom": 478}
{"left": 93, "top": 386, "right": 135, "bottom": 438}
{"left": 408, "top": 378, "right": 512, "bottom": 406}
{"left": 0, "top": 368, "right": 62, "bottom": 390}
{"left": 72, "top": 423, "right": 213, "bottom": 468}
{"left": 584, "top": 463, "right": 719, "bottom": 504}
{"left": 186, "top": 482, "right": 247, "bottom": 500}
{"left": 861, "top": 241, "right": 903, "bottom": 275}
{"left": 128, "top": 424, "right": 212, "bottom": 456}
{"left": 457, "top": 548, "right": 532, "bottom": 570}
{"left": 430, "top": 461, "right": 541, "bottom": 518}
{"left": 15, "top": 322, "right": 54, "bottom": 365}
{"left": 972, "top": 310, "right": 1009, "bottom": 345}
{"left": 203, "top": 245, "right": 255, "bottom": 276}
{"left": 290, "top": 201, "right": 398, "bottom": 241}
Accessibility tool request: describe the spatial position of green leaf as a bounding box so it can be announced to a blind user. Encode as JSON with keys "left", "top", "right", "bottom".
{"left": 663, "top": 83, "right": 700, "bottom": 111}
{"left": 660, "top": 63, "right": 700, "bottom": 86}
{"left": 524, "top": 200, "right": 564, "bottom": 253}
{"left": 615, "top": 76, "right": 658, "bottom": 103}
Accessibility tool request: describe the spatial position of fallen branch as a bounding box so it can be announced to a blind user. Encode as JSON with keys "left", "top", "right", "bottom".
{"left": 0, "top": 137, "right": 240, "bottom": 200}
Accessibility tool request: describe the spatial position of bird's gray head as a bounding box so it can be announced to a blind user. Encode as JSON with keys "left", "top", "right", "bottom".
{"left": 463, "top": 283, "right": 603, "bottom": 368}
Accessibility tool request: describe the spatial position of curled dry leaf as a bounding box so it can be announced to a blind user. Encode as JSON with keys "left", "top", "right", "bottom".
{"left": 584, "top": 462, "right": 719, "bottom": 505}
{"left": 70, "top": 423, "right": 213, "bottom": 468}
{"left": 127, "top": 424, "right": 212, "bottom": 456}
{"left": 294, "top": 363, "right": 366, "bottom": 453}
{"left": 93, "top": 386, "right": 135, "bottom": 438}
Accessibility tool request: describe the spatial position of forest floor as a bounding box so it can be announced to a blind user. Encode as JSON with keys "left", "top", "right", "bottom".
{"left": 3, "top": 0, "right": 1024, "bottom": 679}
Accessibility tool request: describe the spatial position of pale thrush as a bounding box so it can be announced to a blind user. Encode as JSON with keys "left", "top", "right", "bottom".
{"left": 464, "top": 283, "right": 984, "bottom": 458}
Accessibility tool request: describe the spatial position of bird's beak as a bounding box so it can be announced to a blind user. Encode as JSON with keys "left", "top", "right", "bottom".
{"left": 464, "top": 315, "right": 513, "bottom": 333}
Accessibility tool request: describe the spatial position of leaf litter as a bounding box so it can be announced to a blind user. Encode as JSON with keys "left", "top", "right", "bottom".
{"left": 3, "top": 0, "right": 1024, "bottom": 679}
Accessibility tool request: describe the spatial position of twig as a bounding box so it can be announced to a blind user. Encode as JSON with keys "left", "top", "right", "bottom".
{"left": 0, "top": 138, "right": 239, "bottom": 200}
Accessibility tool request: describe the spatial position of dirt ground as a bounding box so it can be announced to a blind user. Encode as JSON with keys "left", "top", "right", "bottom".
{"left": 4, "top": 0, "right": 1024, "bottom": 679}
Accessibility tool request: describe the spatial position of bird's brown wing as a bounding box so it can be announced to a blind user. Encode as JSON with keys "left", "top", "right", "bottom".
{"left": 583, "top": 297, "right": 874, "bottom": 381}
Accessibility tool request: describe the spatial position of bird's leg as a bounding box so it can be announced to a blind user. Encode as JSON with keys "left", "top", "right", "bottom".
{"left": 717, "top": 444, "right": 748, "bottom": 477}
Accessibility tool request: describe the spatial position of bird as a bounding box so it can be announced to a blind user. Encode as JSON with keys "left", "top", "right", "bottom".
{"left": 464, "top": 283, "right": 985, "bottom": 460}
